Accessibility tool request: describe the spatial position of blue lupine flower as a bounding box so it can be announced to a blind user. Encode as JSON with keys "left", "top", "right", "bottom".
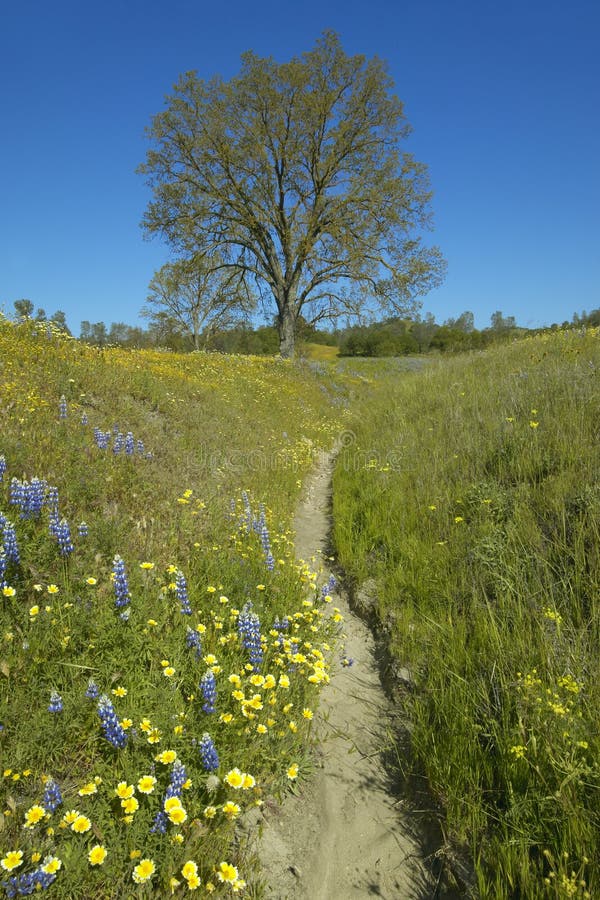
{"left": 119, "top": 608, "right": 130, "bottom": 622}
{"left": 0, "top": 515, "right": 19, "bottom": 565}
{"left": 320, "top": 574, "right": 337, "bottom": 599}
{"left": 185, "top": 626, "right": 202, "bottom": 658}
{"left": 85, "top": 679, "right": 100, "bottom": 700}
{"left": 238, "top": 602, "right": 263, "bottom": 669}
{"left": 198, "top": 733, "right": 219, "bottom": 772}
{"left": 78, "top": 521, "right": 88, "bottom": 537}
{"left": 112, "top": 432, "right": 124, "bottom": 454}
{"left": 112, "top": 555, "right": 131, "bottom": 608}
{"left": 0, "top": 455, "right": 6, "bottom": 480}
{"left": 200, "top": 671, "right": 217, "bottom": 714}
{"left": 125, "top": 432, "right": 135, "bottom": 455}
{"left": 42, "top": 778, "right": 63, "bottom": 812}
{"left": 164, "top": 760, "right": 187, "bottom": 799}
{"left": 97, "top": 694, "right": 128, "bottom": 748}
{"left": 48, "top": 691, "right": 63, "bottom": 713}
{"left": 0, "top": 549, "right": 6, "bottom": 584}
{"left": 55, "top": 519, "right": 74, "bottom": 557}
{"left": 93, "top": 427, "right": 111, "bottom": 449}
{"left": 1, "top": 863, "right": 58, "bottom": 898}
{"left": 176, "top": 570, "right": 191, "bottom": 615}
{"left": 150, "top": 810, "right": 167, "bottom": 834}
{"left": 81, "top": 412, "right": 88, "bottom": 425}
{"left": 59, "top": 395, "right": 67, "bottom": 419}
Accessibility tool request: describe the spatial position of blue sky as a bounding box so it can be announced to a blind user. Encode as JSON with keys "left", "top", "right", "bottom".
{"left": 1, "top": 0, "right": 598, "bottom": 334}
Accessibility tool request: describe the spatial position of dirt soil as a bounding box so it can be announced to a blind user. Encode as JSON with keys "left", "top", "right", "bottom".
{"left": 250, "top": 450, "right": 442, "bottom": 899}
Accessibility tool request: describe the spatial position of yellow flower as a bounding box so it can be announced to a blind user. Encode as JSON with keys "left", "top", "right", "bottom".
{"left": 132, "top": 858, "right": 156, "bottom": 884}
{"left": 224, "top": 768, "right": 244, "bottom": 789}
{"left": 155, "top": 749, "right": 177, "bottom": 764}
{"left": 120, "top": 718, "right": 133, "bottom": 730}
{"left": 302, "top": 708, "right": 313, "bottom": 720}
{"left": 287, "top": 764, "right": 299, "bottom": 779}
{"left": 529, "top": 420, "right": 539, "bottom": 429}
{"left": 139, "top": 562, "right": 155, "bottom": 570}
{"left": 88, "top": 845, "right": 107, "bottom": 866}
{"left": 217, "top": 862, "right": 239, "bottom": 884}
{"left": 137, "top": 775, "right": 157, "bottom": 794}
{"left": 163, "top": 667, "right": 176, "bottom": 678}
{"left": 257, "top": 723, "right": 268, "bottom": 734}
{"left": 85, "top": 577, "right": 97, "bottom": 586}
{"left": 71, "top": 815, "right": 92, "bottom": 833}
{"left": 181, "top": 861, "right": 198, "bottom": 880}
{"left": 29, "top": 605, "right": 39, "bottom": 618}
{"left": 115, "top": 782, "right": 135, "bottom": 799}
{"left": 24, "top": 805, "right": 46, "bottom": 827}
{"left": 204, "top": 806, "right": 217, "bottom": 819}
{"left": 147, "top": 619, "right": 158, "bottom": 627}
{"left": 164, "top": 797, "right": 183, "bottom": 813}
{"left": 222, "top": 801, "right": 240, "bottom": 820}
{"left": 2, "top": 586, "right": 16, "bottom": 598}
{"left": 78, "top": 782, "right": 98, "bottom": 796}
{"left": 121, "top": 797, "right": 139, "bottom": 814}
{"left": 47, "top": 585, "right": 59, "bottom": 594}
{"left": 167, "top": 804, "right": 187, "bottom": 825}
{"left": 41, "top": 856, "right": 61, "bottom": 874}
{"left": 139, "top": 718, "right": 152, "bottom": 732}
{"left": 187, "top": 873, "right": 201, "bottom": 890}
{"left": 147, "top": 727, "right": 162, "bottom": 744}
{"left": 62, "top": 810, "right": 79, "bottom": 825}
{"left": 111, "top": 685, "right": 127, "bottom": 697}
{"left": 30, "top": 853, "right": 41, "bottom": 864}
{"left": 242, "top": 773, "right": 255, "bottom": 789}
{"left": 1, "top": 850, "right": 23, "bottom": 872}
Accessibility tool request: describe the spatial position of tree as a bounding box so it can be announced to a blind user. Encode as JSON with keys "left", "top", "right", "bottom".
{"left": 14, "top": 299, "right": 34, "bottom": 319}
{"left": 139, "top": 32, "right": 445, "bottom": 357}
{"left": 50, "top": 310, "right": 71, "bottom": 334}
{"left": 490, "top": 310, "right": 517, "bottom": 332}
{"left": 143, "top": 256, "right": 254, "bottom": 350}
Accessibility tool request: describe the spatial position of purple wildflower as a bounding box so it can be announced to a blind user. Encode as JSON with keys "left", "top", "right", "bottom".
{"left": 112, "top": 555, "right": 131, "bottom": 608}
{"left": 238, "top": 601, "right": 263, "bottom": 669}
{"left": 198, "top": 733, "right": 219, "bottom": 772}
{"left": 48, "top": 691, "right": 63, "bottom": 713}
{"left": 97, "top": 694, "right": 128, "bottom": 748}
{"left": 200, "top": 670, "right": 217, "bottom": 714}
{"left": 176, "top": 570, "right": 191, "bottom": 615}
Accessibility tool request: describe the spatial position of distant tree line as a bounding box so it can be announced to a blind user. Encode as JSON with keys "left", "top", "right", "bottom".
{"left": 6, "top": 298, "right": 600, "bottom": 358}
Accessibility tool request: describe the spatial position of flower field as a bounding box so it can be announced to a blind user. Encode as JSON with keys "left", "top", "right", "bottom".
{"left": 333, "top": 328, "right": 600, "bottom": 897}
{"left": 0, "top": 318, "right": 348, "bottom": 897}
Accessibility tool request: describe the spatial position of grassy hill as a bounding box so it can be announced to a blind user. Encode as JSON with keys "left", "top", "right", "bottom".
{"left": 333, "top": 328, "right": 600, "bottom": 898}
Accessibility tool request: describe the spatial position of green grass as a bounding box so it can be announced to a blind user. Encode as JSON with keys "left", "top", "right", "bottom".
{"left": 0, "top": 319, "right": 349, "bottom": 897}
{"left": 333, "top": 329, "right": 600, "bottom": 898}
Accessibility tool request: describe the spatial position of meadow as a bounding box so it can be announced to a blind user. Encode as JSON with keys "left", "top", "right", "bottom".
{"left": 2, "top": 317, "right": 599, "bottom": 899}
{"left": 333, "top": 328, "right": 600, "bottom": 898}
{"left": 0, "top": 318, "right": 350, "bottom": 898}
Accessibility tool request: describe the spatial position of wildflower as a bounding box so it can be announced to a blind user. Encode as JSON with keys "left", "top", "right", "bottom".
{"left": 139, "top": 561, "right": 154, "bottom": 570}
{"left": 112, "top": 685, "right": 127, "bottom": 697}
{"left": 224, "top": 768, "right": 244, "bottom": 789}
{"left": 147, "top": 727, "right": 162, "bottom": 744}
{"left": 112, "top": 555, "right": 131, "bottom": 608}
{"left": 302, "top": 708, "right": 314, "bottom": 720}
{"left": 97, "top": 695, "right": 128, "bottom": 748}
{"left": 59, "top": 395, "right": 67, "bottom": 418}
{"left": 156, "top": 750, "right": 177, "bottom": 765}
{"left": 200, "top": 670, "right": 217, "bottom": 714}
{"left": 47, "top": 584, "right": 59, "bottom": 594}
{"left": 55, "top": 518, "right": 74, "bottom": 556}
{"left": 48, "top": 691, "right": 63, "bottom": 713}
{"left": 70, "top": 814, "right": 91, "bottom": 833}
{"left": 132, "top": 858, "right": 156, "bottom": 884}
{"left": 115, "top": 782, "right": 135, "bottom": 799}
{"left": 238, "top": 602, "right": 263, "bottom": 669}
{"left": 24, "top": 805, "right": 46, "bottom": 828}
{"left": 1, "top": 851, "right": 23, "bottom": 872}
{"left": 217, "top": 862, "right": 239, "bottom": 884}
{"left": 197, "top": 732, "right": 220, "bottom": 772}
{"left": 41, "top": 855, "right": 61, "bottom": 874}
{"left": 78, "top": 782, "right": 98, "bottom": 797}
{"left": 85, "top": 576, "right": 97, "bottom": 586}
{"left": 529, "top": 420, "right": 539, "bottom": 428}
{"left": 42, "top": 778, "right": 62, "bottom": 812}
{"left": 85, "top": 679, "right": 100, "bottom": 700}
{"left": 167, "top": 804, "right": 187, "bottom": 825}
{"left": 204, "top": 806, "right": 217, "bottom": 818}
{"left": 2, "top": 586, "right": 16, "bottom": 598}
{"left": 287, "top": 764, "right": 299, "bottom": 779}
{"left": 163, "top": 667, "right": 176, "bottom": 678}
{"left": 0, "top": 456, "right": 5, "bottom": 481}
{"left": 121, "top": 797, "right": 139, "bottom": 815}
{"left": 222, "top": 801, "right": 240, "bottom": 820}
{"left": 510, "top": 745, "right": 527, "bottom": 760}
{"left": 176, "top": 570, "right": 192, "bottom": 615}
{"left": 137, "top": 775, "right": 157, "bottom": 794}
{"left": 88, "top": 845, "right": 107, "bottom": 866}
{"left": 185, "top": 626, "right": 202, "bottom": 658}
{"left": 78, "top": 521, "right": 89, "bottom": 537}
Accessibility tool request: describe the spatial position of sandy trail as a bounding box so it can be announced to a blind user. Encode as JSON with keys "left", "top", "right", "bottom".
{"left": 253, "top": 450, "right": 438, "bottom": 899}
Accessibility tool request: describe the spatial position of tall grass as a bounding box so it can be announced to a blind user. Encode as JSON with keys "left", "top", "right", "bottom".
{"left": 0, "top": 319, "right": 348, "bottom": 897}
{"left": 333, "top": 329, "right": 600, "bottom": 898}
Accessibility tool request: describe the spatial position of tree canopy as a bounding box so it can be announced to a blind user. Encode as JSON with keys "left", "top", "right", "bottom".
{"left": 139, "top": 32, "right": 445, "bottom": 357}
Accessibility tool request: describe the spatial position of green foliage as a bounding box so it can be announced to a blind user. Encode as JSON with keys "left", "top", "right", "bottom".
{"left": 0, "top": 319, "right": 348, "bottom": 897}
{"left": 333, "top": 329, "right": 600, "bottom": 897}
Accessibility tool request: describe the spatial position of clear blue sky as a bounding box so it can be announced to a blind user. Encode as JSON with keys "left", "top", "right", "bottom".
{"left": 1, "top": 0, "right": 598, "bottom": 334}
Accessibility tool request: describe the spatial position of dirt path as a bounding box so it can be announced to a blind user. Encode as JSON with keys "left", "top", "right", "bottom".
{"left": 252, "top": 450, "right": 439, "bottom": 899}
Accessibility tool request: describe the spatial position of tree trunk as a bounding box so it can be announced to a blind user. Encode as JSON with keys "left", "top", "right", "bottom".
{"left": 277, "top": 302, "right": 297, "bottom": 359}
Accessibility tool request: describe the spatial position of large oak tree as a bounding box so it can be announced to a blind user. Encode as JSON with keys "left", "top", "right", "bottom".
{"left": 139, "top": 32, "right": 445, "bottom": 357}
